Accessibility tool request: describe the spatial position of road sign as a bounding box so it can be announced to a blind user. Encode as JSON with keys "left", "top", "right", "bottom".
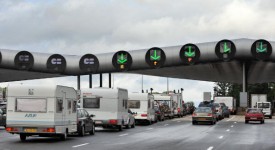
{"left": 14, "top": 51, "right": 34, "bottom": 70}
{"left": 251, "top": 39, "right": 272, "bottom": 60}
{"left": 146, "top": 47, "right": 166, "bottom": 68}
{"left": 79, "top": 54, "right": 99, "bottom": 73}
{"left": 112, "top": 51, "right": 132, "bottom": 71}
{"left": 215, "top": 40, "right": 236, "bottom": 61}
{"left": 180, "top": 44, "right": 200, "bottom": 65}
{"left": 47, "top": 54, "right": 66, "bottom": 73}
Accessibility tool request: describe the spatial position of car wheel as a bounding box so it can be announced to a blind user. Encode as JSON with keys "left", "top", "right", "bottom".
{"left": 60, "top": 132, "right": 67, "bottom": 140}
{"left": 192, "top": 121, "right": 196, "bottom": 125}
{"left": 245, "top": 120, "right": 249, "bottom": 124}
{"left": 131, "top": 121, "right": 135, "bottom": 128}
{"left": 79, "top": 126, "right": 85, "bottom": 136}
{"left": 89, "top": 125, "right": 95, "bottom": 135}
{"left": 269, "top": 116, "right": 272, "bottom": 119}
{"left": 20, "top": 134, "right": 26, "bottom": 142}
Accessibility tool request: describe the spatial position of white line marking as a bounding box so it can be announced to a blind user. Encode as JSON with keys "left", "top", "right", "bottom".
{"left": 231, "top": 125, "right": 234, "bottom": 128}
{"left": 226, "top": 116, "right": 236, "bottom": 122}
{"left": 234, "top": 122, "right": 237, "bottom": 124}
{"left": 207, "top": 146, "right": 214, "bottom": 150}
{"left": 177, "top": 121, "right": 181, "bottom": 123}
{"left": 72, "top": 143, "right": 89, "bottom": 148}
{"left": 147, "top": 128, "right": 153, "bottom": 130}
{"left": 219, "top": 136, "right": 224, "bottom": 139}
{"left": 119, "top": 133, "right": 129, "bottom": 137}
{"left": 226, "top": 129, "right": 230, "bottom": 132}
{"left": 164, "top": 124, "right": 169, "bottom": 126}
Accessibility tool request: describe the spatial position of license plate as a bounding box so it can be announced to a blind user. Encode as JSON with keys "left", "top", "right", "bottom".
{"left": 251, "top": 117, "right": 257, "bottom": 120}
{"left": 95, "top": 121, "right": 103, "bottom": 124}
{"left": 24, "top": 128, "right": 37, "bottom": 133}
{"left": 198, "top": 118, "right": 206, "bottom": 121}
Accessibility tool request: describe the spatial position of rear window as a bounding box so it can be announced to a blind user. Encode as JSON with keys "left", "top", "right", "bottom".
{"left": 16, "top": 98, "right": 47, "bottom": 112}
{"left": 257, "top": 103, "right": 270, "bottom": 108}
{"left": 198, "top": 102, "right": 213, "bottom": 107}
{"left": 247, "top": 109, "right": 262, "bottom": 113}
{"left": 195, "top": 107, "right": 211, "bottom": 113}
{"left": 128, "top": 100, "right": 140, "bottom": 109}
{"left": 83, "top": 98, "right": 100, "bottom": 108}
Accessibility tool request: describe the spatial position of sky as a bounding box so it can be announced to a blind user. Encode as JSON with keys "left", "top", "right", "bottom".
{"left": 0, "top": 0, "right": 275, "bottom": 106}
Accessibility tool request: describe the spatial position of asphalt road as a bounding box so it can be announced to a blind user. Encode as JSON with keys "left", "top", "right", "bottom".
{"left": 1, "top": 115, "right": 275, "bottom": 150}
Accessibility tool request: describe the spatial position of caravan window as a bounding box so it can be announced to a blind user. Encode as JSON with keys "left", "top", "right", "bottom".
{"left": 148, "top": 100, "right": 151, "bottom": 108}
{"left": 16, "top": 98, "right": 47, "bottom": 113}
{"left": 56, "top": 98, "right": 63, "bottom": 113}
{"left": 67, "top": 100, "right": 72, "bottom": 109}
{"left": 128, "top": 100, "right": 140, "bottom": 109}
{"left": 83, "top": 98, "right": 100, "bottom": 108}
{"left": 72, "top": 101, "right": 77, "bottom": 113}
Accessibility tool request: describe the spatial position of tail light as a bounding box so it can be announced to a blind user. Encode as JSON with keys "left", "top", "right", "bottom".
{"left": 141, "top": 114, "right": 148, "bottom": 117}
{"left": 6, "top": 127, "right": 18, "bottom": 132}
{"left": 192, "top": 113, "right": 197, "bottom": 117}
{"left": 109, "top": 119, "right": 118, "bottom": 125}
{"left": 47, "top": 128, "right": 55, "bottom": 133}
{"left": 208, "top": 113, "right": 213, "bottom": 117}
{"left": 156, "top": 111, "right": 161, "bottom": 114}
{"left": 177, "top": 108, "right": 181, "bottom": 113}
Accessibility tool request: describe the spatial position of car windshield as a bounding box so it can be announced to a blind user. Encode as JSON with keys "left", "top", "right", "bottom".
{"left": 198, "top": 101, "right": 213, "bottom": 107}
{"left": 195, "top": 107, "right": 211, "bottom": 113}
{"left": 247, "top": 109, "right": 262, "bottom": 113}
{"left": 257, "top": 103, "right": 270, "bottom": 108}
{"left": 214, "top": 103, "right": 220, "bottom": 107}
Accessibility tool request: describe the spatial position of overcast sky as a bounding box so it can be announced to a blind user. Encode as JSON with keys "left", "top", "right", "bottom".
{"left": 0, "top": 0, "right": 275, "bottom": 106}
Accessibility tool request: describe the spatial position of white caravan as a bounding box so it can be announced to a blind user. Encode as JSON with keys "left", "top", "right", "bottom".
{"left": 154, "top": 94, "right": 174, "bottom": 119}
{"left": 128, "top": 93, "right": 156, "bottom": 124}
{"left": 256, "top": 102, "right": 272, "bottom": 119}
{"left": 170, "top": 93, "right": 184, "bottom": 117}
{"left": 80, "top": 88, "right": 129, "bottom": 131}
{"left": 6, "top": 84, "right": 77, "bottom": 141}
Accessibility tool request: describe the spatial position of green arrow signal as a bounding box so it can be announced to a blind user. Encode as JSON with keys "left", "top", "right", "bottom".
{"left": 256, "top": 42, "right": 267, "bottom": 53}
{"left": 150, "top": 50, "right": 161, "bottom": 60}
{"left": 223, "top": 42, "right": 231, "bottom": 53}
{"left": 185, "top": 46, "right": 195, "bottom": 57}
{"left": 117, "top": 53, "right": 127, "bottom": 64}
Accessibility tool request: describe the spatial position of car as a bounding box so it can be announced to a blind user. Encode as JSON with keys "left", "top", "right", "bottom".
{"left": 198, "top": 101, "right": 219, "bottom": 121}
{"left": 0, "top": 108, "right": 6, "bottom": 127}
{"left": 126, "top": 109, "right": 136, "bottom": 128}
{"left": 0, "top": 102, "right": 6, "bottom": 113}
{"left": 245, "top": 108, "right": 265, "bottom": 124}
{"left": 77, "top": 108, "right": 95, "bottom": 136}
{"left": 222, "top": 106, "right": 230, "bottom": 118}
{"left": 213, "top": 103, "right": 224, "bottom": 120}
{"left": 192, "top": 107, "right": 217, "bottom": 125}
{"left": 154, "top": 105, "right": 165, "bottom": 121}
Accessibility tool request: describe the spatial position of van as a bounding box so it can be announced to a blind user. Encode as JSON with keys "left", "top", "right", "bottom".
{"left": 256, "top": 102, "right": 272, "bottom": 119}
{"left": 6, "top": 84, "right": 78, "bottom": 141}
{"left": 128, "top": 93, "right": 156, "bottom": 125}
{"left": 80, "top": 88, "right": 129, "bottom": 131}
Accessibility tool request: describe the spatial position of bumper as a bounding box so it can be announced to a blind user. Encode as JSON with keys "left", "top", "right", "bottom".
{"left": 192, "top": 117, "right": 214, "bottom": 122}
{"left": 245, "top": 117, "right": 264, "bottom": 121}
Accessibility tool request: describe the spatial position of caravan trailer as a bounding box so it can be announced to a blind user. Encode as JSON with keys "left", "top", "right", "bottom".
{"left": 170, "top": 93, "right": 184, "bottom": 118}
{"left": 6, "top": 85, "right": 78, "bottom": 141}
{"left": 80, "top": 88, "right": 129, "bottom": 131}
{"left": 154, "top": 94, "right": 174, "bottom": 119}
{"left": 128, "top": 93, "right": 157, "bottom": 125}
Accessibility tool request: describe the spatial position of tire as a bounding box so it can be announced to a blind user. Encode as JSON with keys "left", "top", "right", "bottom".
{"left": 131, "top": 122, "right": 135, "bottom": 128}
{"left": 118, "top": 125, "right": 123, "bottom": 131}
{"left": 245, "top": 120, "right": 249, "bottom": 124}
{"left": 60, "top": 132, "right": 67, "bottom": 141}
{"left": 79, "top": 126, "right": 85, "bottom": 136}
{"left": 269, "top": 116, "right": 272, "bottom": 119}
{"left": 20, "top": 134, "right": 26, "bottom": 142}
{"left": 192, "top": 121, "right": 196, "bottom": 125}
{"left": 89, "top": 125, "right": 95, "bottom": 135}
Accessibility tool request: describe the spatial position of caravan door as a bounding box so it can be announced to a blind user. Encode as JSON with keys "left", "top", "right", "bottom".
{"left": 62, "top": 92, "right": 67, "bottom": 126}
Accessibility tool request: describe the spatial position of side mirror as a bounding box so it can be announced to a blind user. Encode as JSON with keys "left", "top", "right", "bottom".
{"left": 90, "top": 114, "right": 95, "bottom": 118}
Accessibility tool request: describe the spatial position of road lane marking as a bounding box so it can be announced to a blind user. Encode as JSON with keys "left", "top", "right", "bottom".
{"left": 234, "top": 122, "right": 237, "bottom": 124}
{"left": 177, "top": 121, "right": 181, "bottom": 123}
{"left": 207, "top": 146, "right": 214, "bottom": 150}
{"left": 72, "top": 143, "right": 89, "bottom": 148}
{"left": 147, "top": 128, "right": 153, "bottom": 130}
{"left": 231, "top": 125, "right": 234, "bottom": 128}
{"left": 119, "top": 133, "right": 129, "bottom": 137}
{"left": 226, "top": 129, "right": 230, "bottom": 132}
{"left": 219, "top": 136, "right": 224, "bottom": 139}
{"left": 226, "top": 116, "right": 236, "bottom": 122}
{"left": 164, "top": 124, "right": 169, "bottom": 126}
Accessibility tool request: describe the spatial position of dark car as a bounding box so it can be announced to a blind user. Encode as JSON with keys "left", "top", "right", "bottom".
{"left": 77, "top": 108, "right": 95, "bottom": 136}
{"left": 222, "top": 106, "right": 230, "bottom": 118}
{"left": 0, "top": 102, "right": 6, "bottom": 113}
{"left": 0, "top": 108, "right": 6, "bottom": 127}
{"left": 154, "top": 105, "right": 165, "bottom": 121}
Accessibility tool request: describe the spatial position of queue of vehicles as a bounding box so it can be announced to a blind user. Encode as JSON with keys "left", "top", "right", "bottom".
{"left": 1, "top": 84, "right": 196, "bottom": 142}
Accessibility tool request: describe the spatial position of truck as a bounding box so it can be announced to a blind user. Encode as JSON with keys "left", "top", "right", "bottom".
{"left": 153, "top": 94, "right": 174, "bottom": 119}
{"left": 128, "top": 93, "right": 156, "bottom": 125}
{"left": 6, "top": 84, "right": 78, "bottom": 141}
{"left": 214, "top": 97, "right": 237, "bottom": 115}
{"left": 170, "top": 93, "right": 184, "bottom": 118}
{"left": 251, "top": 94, "right": 267, "bottom": 108}
{"left": 80, "top": 87, "right": 129, "bottom": 131}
